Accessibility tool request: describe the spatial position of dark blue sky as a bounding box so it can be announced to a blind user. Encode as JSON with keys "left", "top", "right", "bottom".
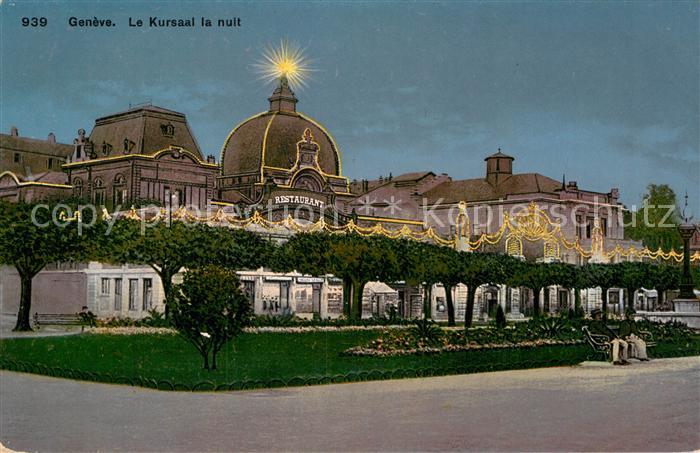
{"left": 2, "top": 1, "right": 698, "bottom": 214}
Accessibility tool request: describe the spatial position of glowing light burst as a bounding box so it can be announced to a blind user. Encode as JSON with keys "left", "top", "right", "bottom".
{"left": 254, "top": 41, "right": 314, "bottom": 90}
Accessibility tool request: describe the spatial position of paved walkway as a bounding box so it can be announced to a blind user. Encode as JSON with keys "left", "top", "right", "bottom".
{"left": 1, "top": 357, "right": 699, "bottom": 452}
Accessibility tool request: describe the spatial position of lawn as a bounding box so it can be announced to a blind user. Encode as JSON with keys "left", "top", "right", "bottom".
{"left": 1, "top": 331, "right": 698, "bottom": 391}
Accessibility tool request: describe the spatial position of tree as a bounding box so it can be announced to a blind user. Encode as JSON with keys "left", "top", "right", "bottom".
{"left": 511, "top": 261, "right": 555, "bottom": 318}
{"left": 647, "top": 264, "right": 680, "bottom": 310}
{"left": 396, "top": 240, "right": 436, "bottom": 320}
{"left": 330, "top": 235, "right": 398, "bottom": 320}
{"left": 585, "top": 263, "right": 622, "bottom": 319}
{"left": 107, "top": 219, "right": 270, "bottom": 317}
{"left": 432, "top": 246, "right": 463, "bottom": 326}
{"left": 619, "top": 262, "right": 650, "bottom": 310}
{"left": 625, "top": 184, "right": 682, "bottom": 252}
{"left": 170, "top": 265, "right": 252, "bottom": 370}
{"left": 545, "top": 262, "right": 591, "bottom": 317}
{"left": 279, "top": 233, "right": 398, "bottom": 319}
{"left": 460, "top": 253, "right": 507, "bottom": 327}
{"left": 0, "top": 201, "right": 102, "bottom": 331}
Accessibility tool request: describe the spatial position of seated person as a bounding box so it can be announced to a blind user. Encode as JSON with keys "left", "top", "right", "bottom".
{"left": 588, "top": 308, "right": 630, "bottom": 365}
{"left": 619, "top": 308, "right": 649, "bottom": 361}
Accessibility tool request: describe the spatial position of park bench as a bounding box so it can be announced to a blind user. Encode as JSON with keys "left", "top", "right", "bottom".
{"left": 33, "top": 312, "right": 87, "bottom": 331}
{"left": 582, "top": 326, "right": 656, "bottom": 361}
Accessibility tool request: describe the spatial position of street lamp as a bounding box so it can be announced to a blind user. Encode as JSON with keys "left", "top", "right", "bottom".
{"left": 674, "top": 192, "right": 698, "bottom": 310}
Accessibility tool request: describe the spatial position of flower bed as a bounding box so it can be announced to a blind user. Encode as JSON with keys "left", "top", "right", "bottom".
{"left": 86, "top": 327, "right": 177, "bottom": 335}
{"left": 85, "top": 325, "right": 410, "bottom": 335}
{"left": 244, "top": 325, "right": 409, "bottom": 334}
{"left": 344, "top": 333, "right": 583, "bottom": 357}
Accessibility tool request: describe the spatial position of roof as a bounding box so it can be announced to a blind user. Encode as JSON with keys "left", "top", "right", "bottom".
{"left": 220, "top": 111, "right": 341, "bottom": 177}
{"left": 87, "top": 105, "right": 202, "bottom": 159}
{"left": 1, "top": 133, "right": 74, "bottom": 177}
{"left": 95, "top": 105, "right": 186, "bottom": 122}
{"left": 424, "top": 173, "right": 562, "bottom": 203}
{"left": 485, "top": 150, "right": 514, "bottom": 160}
{"left": 1, "top": 133, "right": 73, "bottom": 158}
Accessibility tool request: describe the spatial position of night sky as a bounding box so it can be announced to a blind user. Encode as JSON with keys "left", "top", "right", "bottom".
{"left": 2, "top": 1, "right": 698, "bottom": 214}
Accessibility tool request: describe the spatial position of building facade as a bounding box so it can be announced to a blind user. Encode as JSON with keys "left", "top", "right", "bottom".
{"left": 2, "top": 79, "right": 657, "bottom": 321}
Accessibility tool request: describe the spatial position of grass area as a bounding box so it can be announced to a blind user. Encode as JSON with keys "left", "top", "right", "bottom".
{"left": 1, "top": 331, "right": 698, "bottom": 390}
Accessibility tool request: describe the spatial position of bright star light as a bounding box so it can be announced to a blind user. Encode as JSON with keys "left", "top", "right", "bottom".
{"left": 254, "top": 40, "right": 314, "bottom": 90}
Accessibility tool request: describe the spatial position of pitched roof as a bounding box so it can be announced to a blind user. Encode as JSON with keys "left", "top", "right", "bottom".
{"left": 484, "top": 151, "right": 514, "bottom": 160}
{"left": 0, "top": 133, "right": 73, "bottom": 158}
{"left": 1, "top": 133, "right": 73, "bottom": 177}
{"left": 424, "top": 173, "right": 562, "bottom": 203}
{"left": 88, "top": 105, "right": 202, "bottom": 158}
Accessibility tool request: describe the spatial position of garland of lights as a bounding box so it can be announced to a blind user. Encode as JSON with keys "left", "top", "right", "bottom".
{"left": 64, "top": 203, "right": 699, "bottom": 263}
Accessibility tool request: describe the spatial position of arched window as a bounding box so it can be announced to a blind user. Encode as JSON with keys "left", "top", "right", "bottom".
{"left": 72, "top": 178, "right": 83, "bottom": 197}
{"left": 505, "top": 234, "right": 523, "bottom": 257}
{"left": 544, "top": 241, "right": 560, "bottom": 260}
{"left": 113, "top": 174, "right": 126, "bottom": 206}
{"left": 93, "top": 177, "right": 105, "bottom": 205}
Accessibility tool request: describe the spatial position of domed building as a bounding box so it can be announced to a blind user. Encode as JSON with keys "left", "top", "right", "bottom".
{"left": 218, "top": 77, "right": 352, "bottom": 219}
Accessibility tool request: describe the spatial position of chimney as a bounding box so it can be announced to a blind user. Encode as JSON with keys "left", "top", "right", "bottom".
{"left": 47, "top": 132, "right": 56, "bottom": 143}
{"left": 206, "top": 154, "right": 216, "bottom": 164}
{"left": 567, "top": 181, "right": 578, "bottom": 190}
{"left": 10, "top": 126, "right": 18, "bottom": 137}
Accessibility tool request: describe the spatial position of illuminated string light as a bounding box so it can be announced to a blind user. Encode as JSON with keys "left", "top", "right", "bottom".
{"left": 74, "top": 202, "right": 699, "bottom": 263}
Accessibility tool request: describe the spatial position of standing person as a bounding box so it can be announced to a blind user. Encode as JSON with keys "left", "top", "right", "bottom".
{"left": 589, "top": 308, "right": 630, "bottom": 365}
{"left": 619, "top": 308, "right": 649, "bottom": 361}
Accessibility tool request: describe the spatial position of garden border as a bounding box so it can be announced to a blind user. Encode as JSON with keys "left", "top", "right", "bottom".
{"left": 1, "top": 342, "right": 698, "bottom": 392}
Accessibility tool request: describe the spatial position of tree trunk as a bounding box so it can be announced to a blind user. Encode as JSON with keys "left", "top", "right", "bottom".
{"left": 14, "top": 274, "right": 34, "bottom": 331}
{"left": 532, "top": 287, "right": 541, "bottom": 318}
{"left": 352, "top": 281, "right": 366, "bottom": 320}
{"left": 212, "top": 345, "right": 221, "bottom": 370}
{"left": 202, "top": 348, "right": 210, "bottom": 370}
{"left": 626, "top": 287, "right": 635, "bottom": 311}
{"left": 342, "top": 277, "right": 352, "bottom": 317}
{"left": 574, "top": 288, "right": 582, "bottom": 313}
{"left": 158, "top": 269, "right": 174, "bottom": 319}
{"left": 656, "top": 287, "right": 664, "bottom": 311}
{"left": 444, "top": 283, "right": 455, "bottom": 326}
{"left": 465, "top": 285, "right": 477, "bottom": 328}
{"left": 601, "top": 287, "right": 609, "bottom": 320}
{"left": 423, "top": 284, "right": 432, "bottom": 320}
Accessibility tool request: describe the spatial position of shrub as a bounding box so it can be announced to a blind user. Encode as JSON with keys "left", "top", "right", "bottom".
{"left": 170, "top": 265, "right": 252, "bottom": 370}
{"left": 495, "top": 305, "right": 507, "bottom": 329}
{"left": 138, "top": 309, "right": 170, "bottom": 327}
{"left": 410, "top": 319, "right": 443, "bottom": 346}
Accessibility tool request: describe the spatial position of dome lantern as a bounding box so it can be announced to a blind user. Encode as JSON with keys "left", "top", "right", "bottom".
{"left": 268, "top": 76, "right": 298, "bottom": 113}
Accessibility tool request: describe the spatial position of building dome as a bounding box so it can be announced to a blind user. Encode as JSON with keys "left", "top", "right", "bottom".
{"left": 221, "top": 78, "right": 342, "bottom": 178}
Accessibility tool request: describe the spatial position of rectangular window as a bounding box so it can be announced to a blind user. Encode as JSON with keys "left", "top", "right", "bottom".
{"left": 101, "top": 278, "right": 110, "bottom": 295}
{"left": 94, "top": 190, "right": 105, "bottom": 206}
{"left": 128, "top": 279, "right": 138, "bottom": 310}
{"left": 14, "top": 153, "right": 20, "bottom": 163}
{"left": 586, "top": 218, "right": 593, "bottom": 239}
{"left": 280, "top": 282, "right": 290, "bottom": 309}
{"left": 601, "top": 218, "right": 608, "bottom": 237}
{"left": 47, "top": 158, "right": 53, "bottom": 169}
{"left": 164, "top": 186, "right": 171, "bottom": 209}
{"left": 243, "top": 281, "right": 255, "bottom": 303}
{"left": 576, "top": 215, "right": 583, "bottom": 239}
{"left": 142, "top": 278, "right": 153, "bottom": 310}
{"left": 114, "top": 278, "right": 122, "bottom": 311}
